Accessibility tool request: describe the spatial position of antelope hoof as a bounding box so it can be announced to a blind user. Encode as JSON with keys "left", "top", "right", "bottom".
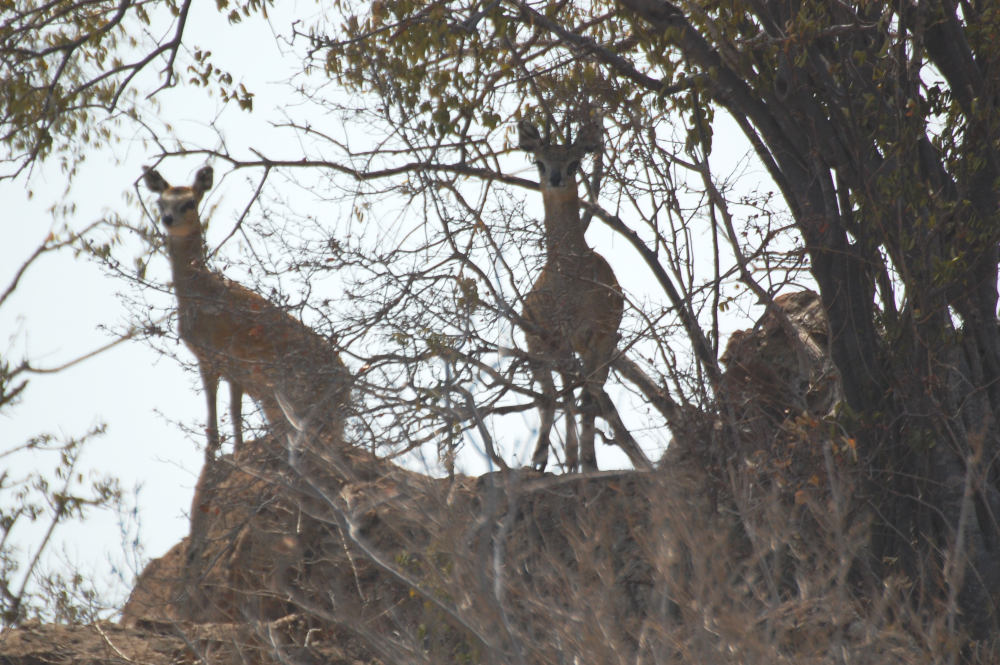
{"left": 205, "top": 427, "right": 220, "bottom": 460}
{"left": 531, "top": 451, "right": 549, "bottom": 472}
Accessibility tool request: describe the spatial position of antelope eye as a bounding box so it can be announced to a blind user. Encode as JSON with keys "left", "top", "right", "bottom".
{"left": 181, "top": 201, "right": 195, "bottom": 212}
{"left": 534, "top": 161, "right": 547, "bottom": 175}
{"left": 567, "top": 160, "right": 580, "bottom": 176}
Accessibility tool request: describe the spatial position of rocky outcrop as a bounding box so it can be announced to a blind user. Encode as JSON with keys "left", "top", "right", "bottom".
{"left": 115, "top": 439, "right": 706, "bottom": 665}
{"left": 719, "top": 290, "right": 841, "bottom": 433}
{"left": 4, "top": 291, "right": 902, "bottom": 665}
{"left": 713, "top": 291, "right": 851, "bottom": 494}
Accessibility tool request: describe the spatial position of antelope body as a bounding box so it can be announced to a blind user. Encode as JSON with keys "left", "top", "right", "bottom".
{"left": 144, "top": 166, "right": 348, "bottom": 459}
{"left": 518, "top": 120, "right": 644, "bottom": 472}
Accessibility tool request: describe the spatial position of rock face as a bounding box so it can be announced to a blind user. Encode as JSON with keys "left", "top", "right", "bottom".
{"left": 113, "top": 441, "right": 699, "bottom": 665}
{"left": 719, "top": 290, "right": 841, "bottom": 435}
{"left": 2, "top": 290, "right": 876, "bottom": 665}
{"left": 712, "top": 291, "right": 850, "bottom": 492}
{"left": 111, "top": 291, "right": 845, "bottom": 665}
{"left": 2, "top": 458, "right": 719, "bottom": 665}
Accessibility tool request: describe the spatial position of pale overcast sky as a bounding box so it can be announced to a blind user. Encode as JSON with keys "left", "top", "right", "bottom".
{"left": 1, "top": 3, "right": 773, "bottom": 612}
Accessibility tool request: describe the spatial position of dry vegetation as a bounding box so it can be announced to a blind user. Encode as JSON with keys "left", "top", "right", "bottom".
{"left": 4, "top": 2, "right": 1000, "bottom": 663}
{"left": 5, "top": 291, "right": 996, "bottom": 665}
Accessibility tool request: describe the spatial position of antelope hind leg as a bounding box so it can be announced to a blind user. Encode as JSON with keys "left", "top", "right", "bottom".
{"left": 578, "top": 387, "right": 599, "bottom": 472}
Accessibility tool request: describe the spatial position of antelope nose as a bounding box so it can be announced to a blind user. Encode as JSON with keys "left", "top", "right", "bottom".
{"left": 162, "top": 214, "right": 174, "bottom": 226}
{"left": 549, "top": 172, "right": 563, "bottom": 187}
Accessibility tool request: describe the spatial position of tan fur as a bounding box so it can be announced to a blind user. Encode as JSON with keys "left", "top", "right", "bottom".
{"left": 143, "top": 166, "right": 348, "bottom": 460}
{"left": 518, "top": 120, "right": 630, "bottom": 472}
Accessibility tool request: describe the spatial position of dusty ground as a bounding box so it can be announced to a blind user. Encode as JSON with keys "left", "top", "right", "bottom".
{"left": 0, "top": 618, "right": 374, "bottom": 664}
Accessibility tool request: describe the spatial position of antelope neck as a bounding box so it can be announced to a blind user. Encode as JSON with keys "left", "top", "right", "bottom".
{"left": 165, "top": 230, "right": 209, "bottom": 290}
{"left": 540, "top": 187, "right": 590, "bottom": 258}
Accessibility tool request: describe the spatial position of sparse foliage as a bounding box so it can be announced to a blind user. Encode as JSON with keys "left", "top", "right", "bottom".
{"left": 0, "top": 426, "right": 127, "bottom": 625}
{"left": 3, "top": 0, "right": 1000, "bottom": 662}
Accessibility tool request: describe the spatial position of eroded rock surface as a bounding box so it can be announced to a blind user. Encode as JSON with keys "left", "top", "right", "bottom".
{"left": 1, "top": 291, "right": 856, "bottom": 665}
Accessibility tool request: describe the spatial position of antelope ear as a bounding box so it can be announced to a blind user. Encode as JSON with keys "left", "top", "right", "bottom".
{"left": 193, "top": 166, "right": 214, "bottom": 196}
{"left": 142, "top": 167, "right": 170, "bottom": 193}
{"left": 574, "top": 120, "right": 603, "bottom": 154}
{"left": 517, "top": 120, "right": 543, "bottom": 152}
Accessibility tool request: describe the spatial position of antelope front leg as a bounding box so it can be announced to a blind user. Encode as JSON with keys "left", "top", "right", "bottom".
{"left": 530, "top": 364, "right": 557, "bottom": 471}
{"left": 558, "top": 371, "right": 580, "bottom": 472}
{"left": 578, "top": 387, "right": 599, "bottom": 472}
{"left": 200, "top": 365, "right": 221, "bottom": 461}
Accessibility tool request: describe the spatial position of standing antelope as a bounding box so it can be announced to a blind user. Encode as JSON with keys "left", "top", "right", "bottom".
{"left": 518, "top": 119, "right": 649, "bottom": 472}
{"left": 143, "top": 165, "right": 349, "bottom": 460}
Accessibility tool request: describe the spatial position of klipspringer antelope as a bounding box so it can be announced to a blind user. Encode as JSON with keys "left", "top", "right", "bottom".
{"left": 144, "top": 166, "right": 349, "bottom": 460}
{"left": 518, "top": 120, "right": 650, "bottom": 472}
